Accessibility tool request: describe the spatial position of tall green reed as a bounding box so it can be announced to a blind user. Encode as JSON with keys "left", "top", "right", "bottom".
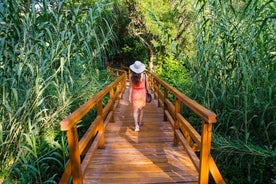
{"left": 0, "top": 0, "right": 118, "bottom": 182}
{"left": 193, "top": 0, "right": 275, "bottom": 145}
{"left": 192, "top": 0, "right": 275, "bottom": 183}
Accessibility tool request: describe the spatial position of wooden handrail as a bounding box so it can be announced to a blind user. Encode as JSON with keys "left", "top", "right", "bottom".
{"left": 59, "top": 65, "right": 224, "bottom": 184}
{"left": 59, "top": 68, "right": 127, "bottom": 184}
{"left": 147, "top": 72, "right": 225, "bottom": 184}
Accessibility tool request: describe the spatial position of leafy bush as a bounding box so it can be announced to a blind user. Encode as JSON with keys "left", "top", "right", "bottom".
{"left": 155, "top": 56, "right": 192, "bottom": 96}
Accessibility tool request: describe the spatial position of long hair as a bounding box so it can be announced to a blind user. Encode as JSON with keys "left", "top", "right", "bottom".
{"left": 131, "top": 72, "right": 141, "bottom": 85}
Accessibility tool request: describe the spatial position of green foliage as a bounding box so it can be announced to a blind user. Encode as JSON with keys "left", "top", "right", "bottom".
{"left": 10, "top": 131, "right": 64, "bottom": 183}
{"left": 191, "top": 0, "right": 276, "bottom": 183}
{"left": 0, "top": 0, "right": 118, "bottom": 182}
{"left": 212, "top": 134, "right": 276, "bottom": 184}
{"left": 131, "top": 0, "right": 275, "bottom": 183}
{"left": 118, "top": 36, "right": 149, "bottom": 66}
{"left": 193, "top": 0, "right": 275, "bottom": 144}
{"left": 145, "top": 0, "right": 195, "bottom": 61}
{"left": 154, "top": 56, "right": 192, "bottom": 96}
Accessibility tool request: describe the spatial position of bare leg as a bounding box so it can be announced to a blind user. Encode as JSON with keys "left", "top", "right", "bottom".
{"left": 133, "top": 109, "right": 139, "bottom": 131}
{"left": 138, "top": 108, "right": 144, "bottom": 125}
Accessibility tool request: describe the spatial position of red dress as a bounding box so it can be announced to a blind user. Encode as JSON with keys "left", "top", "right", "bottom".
{"left": 131, "top": 77, "right": 146, "bottom": 109}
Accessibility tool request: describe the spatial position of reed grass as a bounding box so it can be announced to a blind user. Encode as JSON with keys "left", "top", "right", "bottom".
{"left": 191, "top": 0, "right": 275, "bottom": 183}
{"left": 193, "top": 0, "right": 275, "bottom": 143}
{"left": 0, "top": 0, "right": 118, "bottom": 182}
{"left": 136, "top": 0, "right": 275, "bottom": 182}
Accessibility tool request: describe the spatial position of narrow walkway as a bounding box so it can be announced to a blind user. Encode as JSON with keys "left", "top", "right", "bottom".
{"left": 83, "top": 83, "right": 198, "bottom": 183}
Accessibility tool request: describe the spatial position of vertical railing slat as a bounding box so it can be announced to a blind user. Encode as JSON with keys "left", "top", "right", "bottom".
{"left": 199, "top": 121, "right": 213, "bottom": 184}
{"left": 67, "top": 126, "right": 83, "bottom": 184}
{"left": 97, "top": 99, "right": 104, "bottom": 149}
{"left": 158, "top": 83, "right": 161, "bottom": 107}
{"left": 163, "top": 88, "right": 168, "bottom": 121}
{"left": 174, "top": 98, "right": 180, "bottom": 145}
{"left": 109, "top": 87, "right": 115, "bottom": 122}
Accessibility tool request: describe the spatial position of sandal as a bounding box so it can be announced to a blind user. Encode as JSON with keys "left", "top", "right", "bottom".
{"left": 135, "top": 125, "right": 140, "bottom": 132}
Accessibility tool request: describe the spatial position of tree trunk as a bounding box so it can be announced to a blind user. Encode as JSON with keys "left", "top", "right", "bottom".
{"left": 145, "top": 40, "right": 154, "bottom": 72}
{"left": 147, "top": 45, "right": 154, "bottom": 72}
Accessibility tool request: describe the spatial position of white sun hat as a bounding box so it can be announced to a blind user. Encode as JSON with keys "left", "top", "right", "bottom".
{"left": 129, "top": 61, "right": 145, "bottom": 74}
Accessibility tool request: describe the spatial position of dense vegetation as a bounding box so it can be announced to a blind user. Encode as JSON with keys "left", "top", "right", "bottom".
{"left": 0, "top": 0, "right": 275, "bottom": 183}
{"left": 0, "top": 0, "right": 119, "bottom": 182}
{"left": 123, "top": 1, "right": 275, "bottom": 183}
{"left": 193, "top": 1, "right": 275, "bottom": 183}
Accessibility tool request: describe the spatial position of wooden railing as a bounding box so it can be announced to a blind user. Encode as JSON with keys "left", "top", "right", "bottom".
{"left": 59, "top": 65, "right": 225, "bottom": 184}
{"left": 147, "top": 71, "right": 225, "bottom": 184}
{"left": 59, "top": 67, "right": 127, "bottom": 184}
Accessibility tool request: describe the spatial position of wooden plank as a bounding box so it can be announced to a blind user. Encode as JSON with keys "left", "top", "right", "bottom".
{"left": 84, "top": 179, "right": 198, "bottom": 184}
{"left": 84, "top": 171, "right": 198, "bottom": 180}
{"left": 84, "top": 177, "right": 198, "bottom": 184}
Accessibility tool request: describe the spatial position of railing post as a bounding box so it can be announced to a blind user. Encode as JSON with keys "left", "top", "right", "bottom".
{"left": 158, "top": 83, "right": 162, "bottom": 107}
{"left": 97, "top": 99, "right": 105, "bottom": 149}
{"left": 163, "top": 88, "right": 168, "bottom": 121}
{"left": 151, "top": 77, "right": 156, "bottom": 100}
{"left": 199, "top": 121, "right": 213, "bottom": 184}
{"left": 152, "top": 78, "right": 157, "bottom": 100}
{"left": 148, "top": 73, "right": 153, "bottom": 92}
{"left": 109, "top": 87, "right": 115, "bottom": 122}
{"left": 174, "top": 98, "right": 180, "bottom": 145}
{"left": 124, "top": 74, "right": 127, "bottom": 91}
{"left": 67, "top": 126, "right": 83, "bottom": 184}
{"left": 116, "top": 83, "right": 121, "bottom": 101}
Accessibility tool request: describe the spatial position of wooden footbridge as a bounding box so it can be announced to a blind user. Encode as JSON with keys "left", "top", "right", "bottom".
{"left": 59, "top": 67, "right": 225, "bottom": 184}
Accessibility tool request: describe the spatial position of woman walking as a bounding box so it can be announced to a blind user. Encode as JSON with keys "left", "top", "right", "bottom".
{"left": 129, "top": 61, "right": 149, "bottom": 132}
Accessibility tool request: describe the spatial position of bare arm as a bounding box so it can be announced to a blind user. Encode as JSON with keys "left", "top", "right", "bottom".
{"left": 129, "top": 74, "right": 132, "bottom": 103}
{"left": 145, "top": 73, "right": 150, "bottom": 91}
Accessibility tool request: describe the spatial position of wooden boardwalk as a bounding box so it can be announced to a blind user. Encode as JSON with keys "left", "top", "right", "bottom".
{"left": 83, "top": 83, "right": 198, "bottom": 183}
